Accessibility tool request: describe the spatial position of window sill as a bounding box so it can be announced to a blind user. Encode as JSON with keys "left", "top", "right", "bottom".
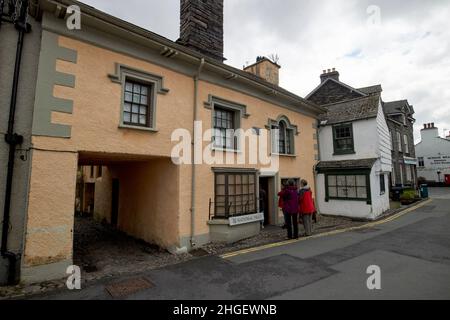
{"left": 119, "top": 124, "right": 158, "bottom": 132}
{"left": 333, "top": 151, "right": 356, "bottom": 156}
{"left": 212, "top": 147, "right": 242, "bottom": 154}
{"left": 327, "top": 197, "right": 371, "bottom": 203}
{"left": 272, "top": 153, "right": 296, "bottom": 158}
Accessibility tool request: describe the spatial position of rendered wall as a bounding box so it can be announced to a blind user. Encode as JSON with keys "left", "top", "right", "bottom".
{"left": 24, "top": 21, "right": 319, "bottom": 278}
{"left": 0, "top": 17, "right": 42, "bottom": 283}
{"left": 22, "top": 150, "right": 78, "bottom": 283}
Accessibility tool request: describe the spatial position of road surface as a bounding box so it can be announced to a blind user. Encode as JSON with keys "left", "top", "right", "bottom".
{"left": 34, "top": 187, "right": 450, "bottom": 300}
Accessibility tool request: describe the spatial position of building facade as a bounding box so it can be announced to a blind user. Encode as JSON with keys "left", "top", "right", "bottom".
{"left": 1, "top": 0, "right": 324, "bottom": 284}
{"left": 383, "top": 100, "right": 418, "bottom": 188}
{"left": 307, "top": 70, "right": 392, "bottom": 220}
{"left": 0, "top": 0, "right": 42, "bottom": 285}
{"left": 416, "top": 124, "right": 450, "bottom": 183}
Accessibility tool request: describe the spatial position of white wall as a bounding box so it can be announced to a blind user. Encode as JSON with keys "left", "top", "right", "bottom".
{"left": 319, "top": 118, "right": 379, "bottom": 162}
{"left": 316, "top": 160, "right": 390, "bottom": 220}
{"left": 416, "top": 128, "right": 450, "bottom": 182}
{"left": 316, "top": 101, "right": 391, "bottom": 220}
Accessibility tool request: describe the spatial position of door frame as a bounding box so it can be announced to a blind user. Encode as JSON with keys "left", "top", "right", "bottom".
{"left": 259, "top": 172, "right": 279, "bottom": 226}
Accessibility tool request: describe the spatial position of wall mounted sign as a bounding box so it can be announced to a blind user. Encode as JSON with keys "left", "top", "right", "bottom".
{"left": 229, "top": 212, "right": 264, "bottom": 226}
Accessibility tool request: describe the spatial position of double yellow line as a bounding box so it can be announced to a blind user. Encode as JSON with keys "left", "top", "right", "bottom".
{"left": 220, "top": 199, "right": 433, "bottom": 259}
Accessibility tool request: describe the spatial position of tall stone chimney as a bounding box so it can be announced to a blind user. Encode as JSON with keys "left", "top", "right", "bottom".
{"left": 244, "top": 56, "right": 281, "bottom": 86}
{"left": 320, "top": 68, "right": 340, "bottom": 83}
{"left": 178, "top": 0, "right": 224, "bottom": 61}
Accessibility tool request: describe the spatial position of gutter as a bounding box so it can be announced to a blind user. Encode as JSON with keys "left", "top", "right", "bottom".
{"left": 1, "top": 0, "right": 31, "bottom": 285}
{"left": 190, "top": 58, "right": 205, "bottom": 249}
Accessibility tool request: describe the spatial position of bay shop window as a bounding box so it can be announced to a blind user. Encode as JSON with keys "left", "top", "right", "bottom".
{"left": 212, "top": 170, "right": 257, "bottom": 219}
{"left": 325, "top": 172, "right": 371, "bottom": 204}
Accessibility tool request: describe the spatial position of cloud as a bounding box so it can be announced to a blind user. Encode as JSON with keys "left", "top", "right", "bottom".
{"left": 79, "top": 0, "right": 450, "bottom": 141}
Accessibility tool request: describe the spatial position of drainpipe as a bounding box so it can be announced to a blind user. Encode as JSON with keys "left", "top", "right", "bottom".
{"left": 1, "top": 0, "right": 31, "bottom": 285}
{"left": 190, "top": 58, "right": 205, "bottom": 249}
{"left": 313, "top": 120, "right": 321, "bottom": 213}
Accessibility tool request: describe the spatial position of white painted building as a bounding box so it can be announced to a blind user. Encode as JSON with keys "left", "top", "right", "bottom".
{"left": 307, "top": 70, "right": 392, "bottom": 220}
{"left": 315, "top": 96, "right": 392, "bottom": 220}
{"left": 415, "top": 124, "right": 450, "bottom": 183}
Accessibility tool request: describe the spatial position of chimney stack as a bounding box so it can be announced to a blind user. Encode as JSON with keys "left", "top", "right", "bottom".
{"left": 320, "top": 68, "right": 340, "bottom": 83}
{"left": 421, "top": 123, "right": 439, "bottom": 141}
{"left": 178, "top": 0, "right": 224, "bottom": 61}
{"left": 244, "top": 56, "right": 281, "bottom": 86}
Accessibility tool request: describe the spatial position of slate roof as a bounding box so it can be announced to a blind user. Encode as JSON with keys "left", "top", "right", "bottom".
{"left": 319, "top": 94, "right": 381, "bottom": 125}
{"left": 383, "top": 100, "right": 412, "bottom": 114}
{"left": 358, "top": 85, "right": 382, "bottom": 95}
{"left": 316, "top": 158, "right": 378, "bottom": 171}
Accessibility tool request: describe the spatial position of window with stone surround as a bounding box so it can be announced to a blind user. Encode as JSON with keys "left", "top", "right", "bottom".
{"left": 213, "top": 107, "right": 237, "bottom": 150}
{"left": 271, "top": 117, "right": 296, "bottom": 156}
{"left": 123, "top": 80, "right": 153, "bottom": 127}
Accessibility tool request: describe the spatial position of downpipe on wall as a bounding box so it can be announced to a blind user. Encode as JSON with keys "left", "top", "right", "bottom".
{"left": 190, "top": 58, "right": 205, "bottom": 249}
{"left": 1, "top": 0, "right": 31, "bottom": 285}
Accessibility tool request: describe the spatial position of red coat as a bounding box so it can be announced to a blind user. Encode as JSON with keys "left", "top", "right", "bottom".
{"left": 299, "top": 189, "right": 316, "bottom": 215}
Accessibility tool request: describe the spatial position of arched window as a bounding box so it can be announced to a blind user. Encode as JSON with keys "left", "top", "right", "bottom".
{"left": 272, "top": 118, "right": 295, "bottom": 155}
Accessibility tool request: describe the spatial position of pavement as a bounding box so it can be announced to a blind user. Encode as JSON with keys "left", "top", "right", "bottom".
{"left": 31, "top": 187, "right": 450, "bottom": 300}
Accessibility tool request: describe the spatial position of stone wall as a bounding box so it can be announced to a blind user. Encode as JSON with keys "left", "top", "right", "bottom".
{"left": 179, "top": 0, "right": 224, "bottom": 61}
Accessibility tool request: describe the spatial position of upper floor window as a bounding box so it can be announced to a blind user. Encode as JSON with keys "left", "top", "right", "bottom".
{"left": 333, "top": 124, "right": 354, "bottom": 155}
{"left": 397, "top": 131, "right": 403, "bottom": 152}
{"left": 123, "top": 80, "right": 152, "bottom": 127}
{"left": 109, "top": 63, "right": 170, "bottom": 132}
{"left": 271, "top": 119, "right": 295, "bottom": 155}
{"left": 418, "top": 157, "right": 425, "bottom": 167}
{"left": 278, "top": 120, "right": 294, "bottom": 155}
{"left": 205, "top": 96, "right": 249, "bottom": 152}
{"left": 213, "top": 107, "right": 236, "bottom": 150}
{"left": 403, "top": 134, "right": 409, "bottom": 154}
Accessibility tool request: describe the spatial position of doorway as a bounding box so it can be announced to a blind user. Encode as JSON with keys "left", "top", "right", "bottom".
{"left": 259, "top": 176, "right": 276, "bottom": 226}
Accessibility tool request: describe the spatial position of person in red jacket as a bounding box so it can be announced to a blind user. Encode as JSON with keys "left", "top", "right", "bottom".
{"left": 298, "top": 179, "right": 316, "bottom": 237}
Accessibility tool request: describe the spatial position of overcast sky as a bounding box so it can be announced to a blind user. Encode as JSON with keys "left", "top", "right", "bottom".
{"left": 80, "top": 0, "right": 450, "bottom": 142}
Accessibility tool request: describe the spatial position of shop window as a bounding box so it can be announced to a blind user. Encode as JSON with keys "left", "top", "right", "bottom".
{"left": 214, "top": 171, "right": 257, "bottom": 218}
{"left": 326, "top": 173, "right": 371, "bottom": 204}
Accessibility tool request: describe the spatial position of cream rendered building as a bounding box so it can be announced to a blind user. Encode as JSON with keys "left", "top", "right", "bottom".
{"left": 18, "top": 0, "right": 325, "bottom": 283}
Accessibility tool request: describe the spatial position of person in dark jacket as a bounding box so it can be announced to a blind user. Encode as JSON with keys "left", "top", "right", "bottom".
{"left": 277, "top": 182, "right": 288, "bottom": 229}
{"left": 279, "top": 179, "right": 299, "bottom": 239}
{"left": 298, "top": 179, "right": 316, "bottom": 237}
